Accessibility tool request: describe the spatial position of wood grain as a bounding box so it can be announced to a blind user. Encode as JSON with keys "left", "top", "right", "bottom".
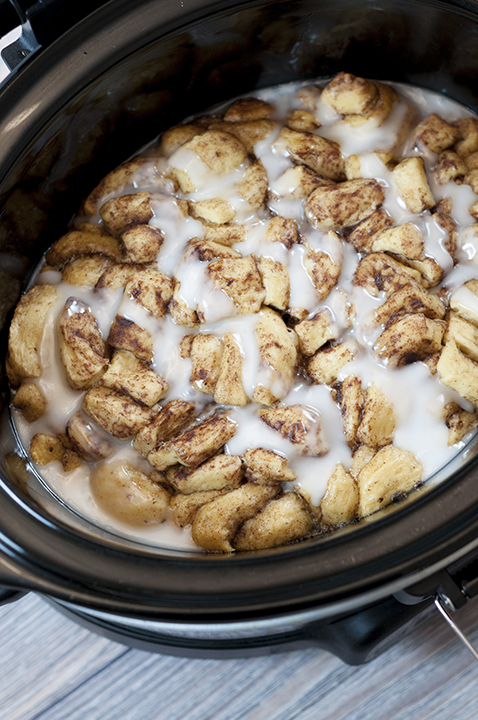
{"left": 1, "top": 593, "right": 478, "bottom": 720}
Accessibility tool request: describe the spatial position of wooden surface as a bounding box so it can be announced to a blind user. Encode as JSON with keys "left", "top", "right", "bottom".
{"left": 1, "top": 591, "right": 478, "bottom": 720}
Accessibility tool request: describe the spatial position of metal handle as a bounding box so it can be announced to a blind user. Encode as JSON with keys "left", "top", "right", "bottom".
{"left": 434, "top": 595, "right": 478, "bottom": 662}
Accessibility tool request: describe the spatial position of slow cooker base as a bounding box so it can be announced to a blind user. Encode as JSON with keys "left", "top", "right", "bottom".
{"left": 47, "top": 595, "right": 434, "bottom": 665}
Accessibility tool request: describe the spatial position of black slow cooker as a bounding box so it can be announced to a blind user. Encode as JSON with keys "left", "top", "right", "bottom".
{"left": 2, "top": 0, "right": 478, "bottom": 665}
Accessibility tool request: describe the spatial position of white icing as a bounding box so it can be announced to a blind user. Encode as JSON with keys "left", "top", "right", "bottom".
{"left": 450, "top": 286, "right": 478, "bottom": 322}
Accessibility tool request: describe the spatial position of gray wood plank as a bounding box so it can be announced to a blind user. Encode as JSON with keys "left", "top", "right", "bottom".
{"left": 1, "top": 592, "right": 478, "bottom": 720}
{"left": 0, "top": 595, "right": 128, "bottom": 720}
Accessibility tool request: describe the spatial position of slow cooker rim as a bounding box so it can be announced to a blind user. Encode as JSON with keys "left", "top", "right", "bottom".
{"left": 2, "top": 0, "right": 478, "bottom": 616}
{"left": 2, "top": 446, "right": 478, "bottom": 617}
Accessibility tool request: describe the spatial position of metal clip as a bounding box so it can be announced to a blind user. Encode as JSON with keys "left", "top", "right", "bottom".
{"left": 434, "top": 594, "right": 478, "bottom": 662}
{"left": 1, "top": 21, "right": 37, "bottom": 73}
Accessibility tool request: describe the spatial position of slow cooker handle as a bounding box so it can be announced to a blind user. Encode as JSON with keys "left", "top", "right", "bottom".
{"left": 0, "top": 0, "right": 112, "bottom": 73}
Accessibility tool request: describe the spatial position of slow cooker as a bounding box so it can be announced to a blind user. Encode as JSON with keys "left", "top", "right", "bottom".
{"left": 2, "top": 0, "right": 478, "bottom": 666}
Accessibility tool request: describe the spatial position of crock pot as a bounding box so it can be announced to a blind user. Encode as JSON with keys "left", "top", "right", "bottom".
{"left": 2, "top": 0, "right": 478, "bottom": 666}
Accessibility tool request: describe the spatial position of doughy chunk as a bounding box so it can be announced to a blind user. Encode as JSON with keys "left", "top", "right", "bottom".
{"left": 434, "top": 150, "right": 468, "bottom": 185}
{"left": 321, "top": 72, "right": 379, "bottom": 116}
{"left": 189, "top": 197, "right": 236, "bottom": 225}
{"left": 243, "top": 448, "right": 296, "bottom": 484}
{"left": 453, "top": 117, "right": 478, "bottom": 157}
{"left": 166, "top": 454, "right": 244, "bottom": 494}
{"left": 107, "top": 315, "right": 153, "bottom": 363}
{"left": 371, "top": 222, "right": 424, "bottom": 260}
{"left": 305, "top": 179, "right": 385, "bottom": 230}
{"left": 95, "top": 263, "right": 149, "bottom": 290}
{"left": 354, "top": 252, "right": 423, "bottom": 297}
{"left": 350, "top": 445, "right": 376, "bottom": 479}
{"left": 100, "top": 191, "right": 154, "bottom": 237}
{"left": 237, "top": 160, "right": 268, "bottom": 209}
{"left": 413, "top": 114, "right": 461, "bottom": 154}
{"left": 357, "top": 445, "right": 423, "bottom": 517}
{"left": 295, "top": 85, "right": 322, "bottom": 111}
{"left": 159, "top": 124, "right": 204, "bottom": 157}
{"left": 266, "top": 216, "right": 299, "bottom": 248}
{"left": 191, "top": 482, "right": 279, "bottom": 552}
{"left": 374, "top": 284, "right": 446, "bottom": 328}
{"left": 12, "top": 382, "right": 46, "bottom": 423}
{"left": 374, "top": 314, "right": 445, "bottom": 367}
{"left": 62, "top": 255, "right": 113, "bottom": 287}
{"left": 83, "top": 386, "right": 156, "bottom": 439}
{"left": 213, "top": 333, "right": 248, "bottom": 407}
{"left": 464, "top": 169, "right": 478, "bottom": 194}
{"left": 308, "top": 341, "right": 358, "bottom": 385}
{"left": 434, "top": 202, "right": 457, "bottom": 256}
{"left": 348, "top": 82, "right": 399, "bottom": 129}
{"left": 320, "top": 464, "right": 358, "bottom": 526}
{"left": 446, "top": 312, "right": 478, "bottom": 362}
{"left": 303, "top": 240, "right": 342, "bottom": 301}
{"left": 133, "top": 400, "right": 196, "bottom": 456}
{"left": 286, "top": 109, "right": 321, "bottom": 133}
{"left": 190, "top": 334, "right": 224, "bottom": 396}
{"left": 204, "top": 225, "right": 246, "bottom": 247}
{"left": 45, "top": 231, "right": 122, "bottom": 267}
{"left": 169, "top": 281, "right": 199, "bottom": 328}
{"left": 346, "top": 208, "right": 394, "bottom": 253}
{"left": 224, "top": 97, "right": 274, "bottom": 122}
{"left": 208, "top": 120, "right": 275, "bottom": 152}
{"left": 206, "top": 256, "right": 265, "bottom": 314}
{"left": 356, "top": 384, "right": 395, "bottom": 447}
{"left": 30, "top": 434, "right": 65, "bottom": 465}
{"left": 121, "top": 224, "right": 163, "bottom": 263}
{"left": 30, "top": 433, "right": 81, "bottom": 471}
{"left": 253, "top": 308, "right": 297, "bottom": 405}
{"left": 6, "top": 284, "right": 57, "bottom": 386}
{"left": 257, "top": 257, "right": 290, "bottom": 311}
{"left": 91, "top": 462, "right": 170, "bottom": 526}
{"left": 58, "top": 298, "right": 109, "bottom": 390}
{"left": 99, "top": 351, "right": 168, "bottom": 406}
{"left": 84, "top": 157, "right": 146, "bottom": 215}
{"left": 340, "top": 375, "right": 364, "bottom": 448}
{"left": 400, "top": 256, "right": 444, "bottom": 288}
{"left": 259, "top": 404, "right": 329, "bottom": 456}
{"left": 147, "top": 412, "right": 237, "bottom": 471}
{"left": 274, "top": 127, "right": 345, "bottom": 181}
{"left": 181, "top": 130, "right": 247, "bottom": 174}
{"left": 184, "top": 238, "right": 241, "bottom": 262}
{"left": 124, "top": 268, "right": 174, "bottom": 319}
{"left": 295, "top": 310, "right": 338, "bottom": 357}
{"left": 170, "top": 489, "right": 231, "bottom": 528}
{"left": 450, "top": 279, "right": 478, "bottom": 325}
{"left": 443, "top": 402, "right": 478, "bottom": 445}
{"left": 437, "top": 339, "right": 478, "bottom": 406}
{"left": 233, "top": 493, "right": 314, "bottom": 550}
{"left": 392, "top": 157, "right": 435, "bottom": 214}
{"left": 272, "top": 165, "right": 333, "bottom": 200}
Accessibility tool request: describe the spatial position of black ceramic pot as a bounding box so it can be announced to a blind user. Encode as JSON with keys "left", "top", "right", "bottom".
{"left": 1, "top": 0, "right": 478, "bottom": 665}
